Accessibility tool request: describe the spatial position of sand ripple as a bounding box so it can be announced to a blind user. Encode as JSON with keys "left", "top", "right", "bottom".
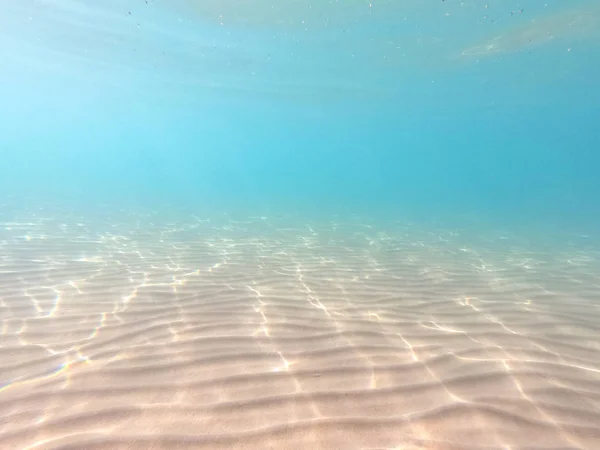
{"left": 1, "top": 212, "right": 600, "bottom": 449}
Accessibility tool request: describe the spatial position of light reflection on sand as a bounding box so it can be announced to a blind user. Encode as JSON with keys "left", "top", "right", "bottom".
{"left": 1, "top": 211, "right": 599, "bottom": 448}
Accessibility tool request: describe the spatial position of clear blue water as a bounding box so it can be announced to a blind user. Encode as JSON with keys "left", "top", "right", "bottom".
{"left": 1, "top": 0, "right": 599, "bottom": 227}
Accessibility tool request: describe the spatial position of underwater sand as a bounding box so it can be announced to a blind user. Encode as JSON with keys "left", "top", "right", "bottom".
{"left": 1, "top": 212, "right": 600, "bottom": 449}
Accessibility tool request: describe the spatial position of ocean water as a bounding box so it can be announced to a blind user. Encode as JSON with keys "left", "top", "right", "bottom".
{"left": 1, "top": 1, "right": 600, "bottom": 449}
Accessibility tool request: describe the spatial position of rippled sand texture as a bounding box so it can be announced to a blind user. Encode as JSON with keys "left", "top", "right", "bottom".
{"left": 1, "top": 214, "right": 600, "bottom": 449}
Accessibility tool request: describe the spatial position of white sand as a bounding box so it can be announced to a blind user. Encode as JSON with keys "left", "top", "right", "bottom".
{"left": 1, "top": 213, "right": 599, "bottom": 449}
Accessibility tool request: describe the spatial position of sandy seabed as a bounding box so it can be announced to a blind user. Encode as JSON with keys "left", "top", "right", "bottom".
{"left": 1, "top": 212, "right": 600, "bottom": 449}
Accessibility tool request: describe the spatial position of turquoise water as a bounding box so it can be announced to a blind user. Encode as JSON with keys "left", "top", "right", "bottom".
{"left": 2, "top": 0, "right": 599, "bottom": 227}
{"left": 2, "top": 1, "right": 600, "bottom": 449}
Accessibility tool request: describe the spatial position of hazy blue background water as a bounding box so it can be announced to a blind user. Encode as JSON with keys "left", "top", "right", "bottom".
{"left": 1, "top": 0, "right": 599, "bottom": 229}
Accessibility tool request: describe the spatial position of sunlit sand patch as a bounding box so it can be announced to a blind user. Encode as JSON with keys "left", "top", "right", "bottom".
{"left": 0, "top": 212, "right": 599, "bottom": 448}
